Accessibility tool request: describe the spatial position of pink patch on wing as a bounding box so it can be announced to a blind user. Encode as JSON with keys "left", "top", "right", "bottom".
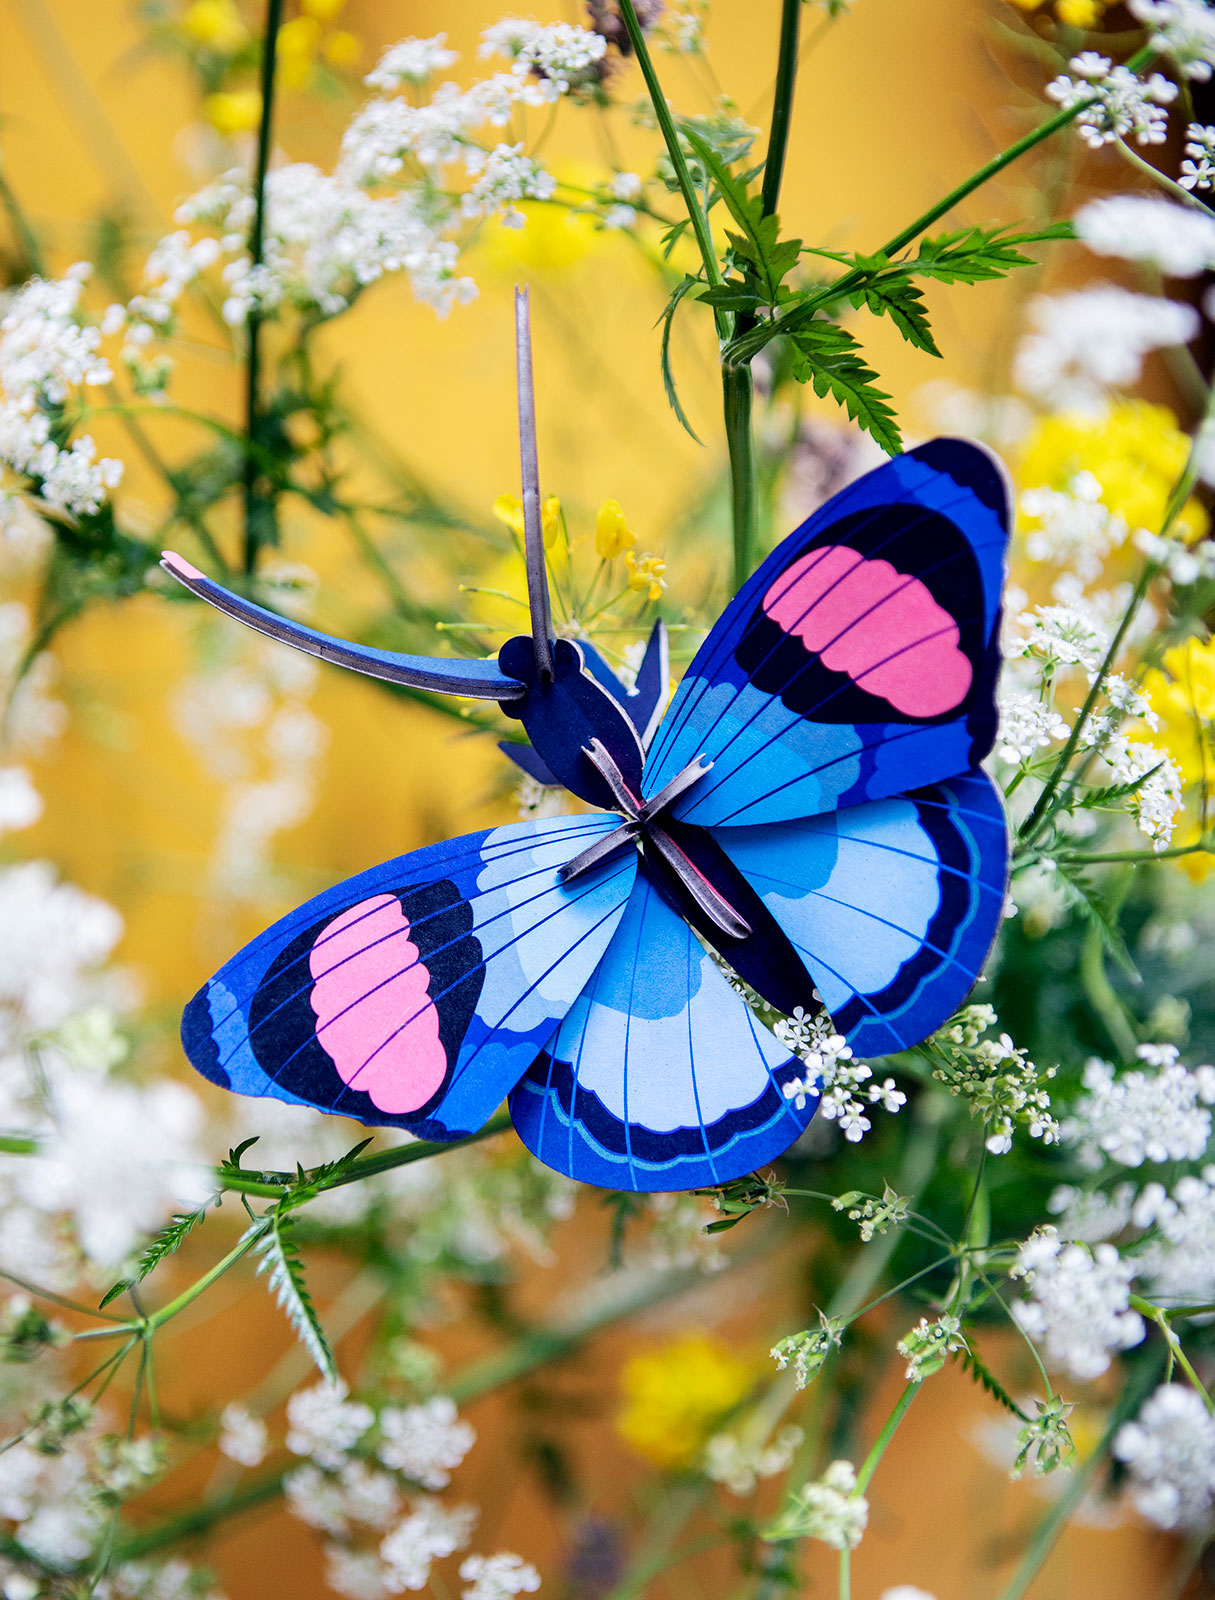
{"left": 308, "top": 894, "right": 447, "bottom": 1114}
{"left": 761, "top": 545, "right": 972, "bottom": 716}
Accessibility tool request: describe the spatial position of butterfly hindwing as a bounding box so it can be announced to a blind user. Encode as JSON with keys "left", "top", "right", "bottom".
{"left": 182, "top": 815, "right": 637, "bottom": 1140}
{"left": 508, "top": 868, "right": 817, "bottom": 1190}
{"left": 641, "top": 440, "right": 1009, "bottom": 827}
{"left": 710, "top": 768, "right": 1008, "bottom": 1058}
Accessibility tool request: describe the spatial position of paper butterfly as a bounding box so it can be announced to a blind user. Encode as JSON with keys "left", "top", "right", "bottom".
{"left": 166, "top": 290, "right": 1009, "bottom": 1193}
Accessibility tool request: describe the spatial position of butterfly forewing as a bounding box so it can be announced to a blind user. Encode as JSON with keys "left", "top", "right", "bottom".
{"left": 640, "top": 440, "right": 1009, "bottom": 828}
{"left": 182, "top": 814, "right": 636, "bottom": 1141}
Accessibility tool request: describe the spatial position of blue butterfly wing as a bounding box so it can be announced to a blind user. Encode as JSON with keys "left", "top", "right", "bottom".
{"left": 709, "top": 769, "right": 1008, "bottom": 1058}
{"left": 508, "top": 868, "right": 817, "bottom": 1190}
{"left": 182, "top": 814, "right": 637, "bottom": 1140}
{"left": 641, "top": 441, "right": 1009, "bottom": 827}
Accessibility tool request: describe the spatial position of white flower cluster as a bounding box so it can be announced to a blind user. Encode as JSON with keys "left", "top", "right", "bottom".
{"left": 1075, "top": 194, "right": 1215, "bottom": 278}
{"left": 1020, "top": 471, "right": 1133, "bottom": 578}
{"left": 1135, "top": 523, "right": 1215, "bottom": 585}
{"left": 1047, "top": 1181, "right": 1137, "bottom": 1243}
{"left": 459, "top": 1553, "right": 541, "bottom": 1600}
{"left": 1132, "top": 1166, "right": 1215, "bottom": 1302}
{"left": 930, "top": 1008, "right": 1059, "bottom": 1154}
{"left": 773, "top": 1460, "right": 868, "bottom": 1550}
{"left": 1014, "top": 292, "right": 1197, "bottom": 413}
{"left": 479, "top": 18, "right": 607, "bottom": 90}
{"left": 364, "top": 34, "right": 460, "bottom": 91}
{"left": 1100, "top": 734, "right": 1183, "bottom": 848}
{"left": 996, "top": 688, "right": 1070, "bottom": 765}
{"left": 774, "top": 1005, "right": 905, "bottom": 1142}
{"left": 1011, "top": 599, "right": 1110, "bottom": 676}
{"left": 771, "top": 1314, "right": 845, "bottom": 1389}
{"left": 895, "top": 1315, "right": 964, "bottom": 1382}
{"left": 167, "top": 20, "right": 606, "bottom": 326}
{"left": 1011, "top": 1229, "right": 1144, "bottom": 1380}
{"left": 0, "top": 267, "right": 123, "bottom": 515}
{"left": 282, "top": 1379, "right": 497, "bottom": 1599}
{"left": 1064, "top": 1046, "right": 1215, "bottom": 1169}
{"left": 1181, "top": 121, "right": 1215, "bottom": 189}
{"left": 1129, "top": 0, "right": 1215, "bottom": 82}
{"left": 1046, "top": 53, "right": 1177, "bottom": 148}
{"left": 1114, "top": 1384, "right": 1215, "bottom": 1529}
{"left": 704, "top": 1424, "right": 803, "bottom": 1497}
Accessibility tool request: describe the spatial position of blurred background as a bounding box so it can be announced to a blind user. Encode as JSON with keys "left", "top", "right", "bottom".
{"left": 0, "top": 1, "right": 1197, "bottom": 1596}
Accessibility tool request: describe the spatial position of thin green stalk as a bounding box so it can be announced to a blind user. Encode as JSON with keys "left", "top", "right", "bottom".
{"left": 760, "top": 0, "right": 802, "bottom": 219}
{"left": 242, "top": 0, "right": 286, "bottom": 575}
{"left": 215, "top": 1110, "right": 513, "bottom": 1199}
{"left": 616, "top": 0, "right": 724, "bottom": 310}
{"left": 855, "top": 1380, "right": 921, "bottom": 1495}
{"left": 995, "top": 1350, "right": 1163, "bottom": 1600}
{"left": 146, "top": 1223, "right": 269, "bottom": 1331}
{"left": 1018, "top": 561, "right": 1159, "bottom": 846}
{"left": 723, "top": 362, "right": 758, "bottom": 590}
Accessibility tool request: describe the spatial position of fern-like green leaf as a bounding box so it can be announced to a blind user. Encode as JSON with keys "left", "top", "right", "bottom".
{"left": 256, "top": 1211, "right": 337, "bottom": 1382}
{"left": 99, "top": 1205, "right": 210, "bottom": 1309}
{"left": 955, "top": 1344, "right": 1028, "bottom": 1421}
{"left": 1053, "top": 859, "right": 1138, "bottom": 978}
{"left": 657, "top": 275, "right": 705, "bottom": 443}
{"left": 790, "top": 323, "right": 902, "bottom": 455}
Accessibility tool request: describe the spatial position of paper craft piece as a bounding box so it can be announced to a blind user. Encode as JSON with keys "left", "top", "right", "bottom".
{"left": 167, "top": 287, "right": 1009, "bottom": 1193}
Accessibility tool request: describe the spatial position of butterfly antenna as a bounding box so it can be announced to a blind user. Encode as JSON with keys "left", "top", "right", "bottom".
{"left": 515, "top": 285, "right": 554, "bottom": 681}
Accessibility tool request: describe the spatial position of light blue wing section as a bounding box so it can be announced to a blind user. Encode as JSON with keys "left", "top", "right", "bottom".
{"left": 712, "top": 769, "right": 1008, "bottom": 1057}
{"left": 641, "top": 441, "right": 1009, "bottom": 827}
{"left": 183, "top": 814, "right": 637, "bottom": 1142}
{"left": 509, "top": 870, "right": 817, "bottom": 1190}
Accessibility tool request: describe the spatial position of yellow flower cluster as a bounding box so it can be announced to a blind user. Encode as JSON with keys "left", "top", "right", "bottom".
{"left": 493, "top": 493, "right": 564, "bottom": 547}
{"left": 617, "top": 1333, "right": 755, "bottom": 1469}
{"left": 1004, "top": 0, "right": 1114, "bottom": 25}
{"left": 1140, "top": 637, "right": 1215, "bottom": 879}
{"left": 186, "top": 0, "right": 359, "bottom": 134}
{"left": 1017, "top": 402, "right": 1207, "bottom": 542}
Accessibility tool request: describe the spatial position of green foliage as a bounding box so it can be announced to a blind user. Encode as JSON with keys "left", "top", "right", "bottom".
{"left": 99, "top": 1205, "right": 213, "bottom": 1309}
{"left": 954, "top": 1342, "right": 1029, "bottom": 1422}
{"left": 787, "top": 321, "right": 902, "bottom": 455}
{"left": 254, "top": 1212, "right": 337, "bottom": 1383}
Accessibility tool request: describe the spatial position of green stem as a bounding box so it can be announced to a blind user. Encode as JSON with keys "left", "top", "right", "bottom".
{"left": 995, "top": 1350, "right": 1163, "bottom": 1600}
{"left": 723, "top": 362, "right": 758, "bottom": 590}
{"left": 146, "top": 1224, "right": 269, "bottom": 1331}
{"left": 855, "top": 1380, "right": 921, "bottom": 1495}
{"left": 216, "top": 1111, "right": 513, "bottom": 1199}
{"left": 1018, "top": 561, "right": 1159, "bottom": 846}
{"left": 616, "top": 0, "right": 724, "bottom": 307}
{"left": 242, "top": 0, "right": 285, "bottom": 576}
{"left": 760, "top": 0, "right": 802, "bottom": 219}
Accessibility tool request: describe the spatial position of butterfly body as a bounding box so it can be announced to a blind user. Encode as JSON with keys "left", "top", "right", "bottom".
{"left": 170, "top": 434, "right": 1011, "bottom": 1193}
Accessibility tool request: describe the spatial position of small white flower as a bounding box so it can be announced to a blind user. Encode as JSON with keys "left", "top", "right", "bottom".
{"left": 377, "top": 1396, "right": 475, "bottom": 1490}
{"left": 1129, "top": 0, "right": 1215, "bottom": 82}
{"left": 364, "top": 35, "right": 459, "bottom": 91}
{"left": 218, "top": 1403, "right": 268, "bottom": 1469}
{"left": 1114, "top": 1384, "right": 1215, "bottom": 1528}
{"left": 1011, "top": 1232, "right": 1144, "bottom": 1380}
{"left": 1181, "top": 121, "right": 1215, "bottom": 188}
{"left": 459, "top": 1552, "right": 542, "bottom": 1600}
{"left": 285, "top": 1380, "right": 374, "bottom": 1470}
{"left": 1074, "top": 194, "right": 1215, "bottom": 277}
{"left": 1047, "top": 55, "right": 1177, "bottom": 148}
{"left": 380, "top": 1498, "right": 478, "bottom": 1592}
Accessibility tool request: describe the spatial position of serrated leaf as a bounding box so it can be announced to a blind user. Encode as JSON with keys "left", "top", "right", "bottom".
{"left": 854, "top": 278, "right": 941, "bottom": 357}
{"left": 99, "top": 1205, "right": 210, "bottom": 1308}
{"left": 255, "top": 1211, "right": 336, "bottom": 1382}
{"left": 955, "top": 1344, "right": 1028, "bottom": 1421}
{"left": 699, "top": 282, "right": 766, "bottom": 311}
{"left": 790, "top": 323, "right": 902, "bottom": 456}
{"left": 1053, "top": 859, "right": 1139, "bottom": 979}
{"left": 657, "top": 275, "right": 705, "bottom": 444}
{"left": 910, "top": 222, "right": 1070, "bottom": 285}
{"left": 1076, "top": 763, "right": 1165, "bottom": 809}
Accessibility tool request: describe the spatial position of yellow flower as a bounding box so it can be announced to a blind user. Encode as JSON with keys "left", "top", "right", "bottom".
{"left": 1139, "top": 637, "right": 1215, "bottom": 880}
{"left": 1017, "top": 403, "right": 1207, "bottom": 543}
{"left": 595, "top": 499, "right": 636, "bottom": 560}
{"left": 492, "top": 493, "right": 562, "bottom": 547}
{"left": 617, "top": 1334, "right": 754, "bottom": 1469}
{"left": 183, "top": 0, "right": 249, "bottom": 52}
{"left": 300, "top": 0, "right": 344, "bottom": 18}
{"left": 492, "top": 494, "right": 524, "bottom": 538}
{"left": 322, "top": 29, "right": 360, "bottom": 68}
{"left": 625, "top": 550, "right": 666, "bottom": 602}
{"left": 204, "top": 89, "right": 263, "bottom": 134}
{"left": 276, "top": 15, "right": 321, "bottom": 88}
